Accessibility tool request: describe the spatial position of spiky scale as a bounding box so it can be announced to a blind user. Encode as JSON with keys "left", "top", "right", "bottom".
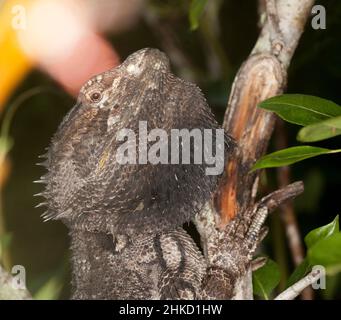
{"left": 35, "top": 202, "right": 47, "bottom": 208}
{"left": 33, "top": 180, "right": 45, "bottom": 184}
{"left": 36, "top": 161, "right": 48, "bottom": 167}
{"left": 41, "top": 211, "right": 53, "bottom": 222}
{"left": 33, "top": 192, "right": 46, "bottom": 197}
{"left": 39, "top": 48, "right": 233, "bottom": 299}
{"left": 38, "top": 153, "right": 48, "bottom": 159}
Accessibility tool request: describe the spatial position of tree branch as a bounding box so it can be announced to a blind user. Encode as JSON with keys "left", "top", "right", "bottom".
{"left": 198, "top": 182, "right": 304, "bottom": 299}
{"left": 274, "top": 269, "right": 321, "bottom": 300}
{"left": 196, "top": 0, "right": 315, "bottom": 299}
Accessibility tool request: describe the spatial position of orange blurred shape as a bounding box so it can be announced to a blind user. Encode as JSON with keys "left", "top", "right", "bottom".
{"left": 18, "top": 0, "right": 120, "bottom": 95}
{"left": 0, "top": 158, "right": 11, "bottom": 189}
{"left": 0, "top": 0, "right": 33, "bottom": 109}
{"left": 0, "top": 0, "right": 119, "bottom": 108}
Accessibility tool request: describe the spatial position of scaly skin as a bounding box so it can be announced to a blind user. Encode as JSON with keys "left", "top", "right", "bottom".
{"left": 37, "top": 48, "right": 233, "bottom": 299}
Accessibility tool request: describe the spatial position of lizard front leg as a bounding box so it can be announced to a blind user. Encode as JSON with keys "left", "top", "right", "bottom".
{"left": 154, "top": 229, "right": 206, "bottom": 299}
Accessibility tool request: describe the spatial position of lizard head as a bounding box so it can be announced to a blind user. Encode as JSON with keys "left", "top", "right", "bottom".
{"left": 37, "top": 48, "right": 233, "bottom": 236}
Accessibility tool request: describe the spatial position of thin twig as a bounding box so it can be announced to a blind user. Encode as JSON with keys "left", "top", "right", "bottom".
{"left": 274, "top": 269, "right": 321, "bottom": 300}
{"left": 265, "top": 0, "right": 285, "bottom": 56}
{"left": 275, "top": 120, "right": 314, "bottom": 299}
{"left": 199, "top": 0, "right": 232, "bottom": 80}
{"left": 245, "top": 182, "right": 304, "bottom": 249}
{"left": 143, "top": 9, "right": 197, "bottom": 81}
{"left": 258, "top": 181, "right": 304, "bottom": 213}
{"left": 251, "top": 257, "right": 268, "bottom": 271}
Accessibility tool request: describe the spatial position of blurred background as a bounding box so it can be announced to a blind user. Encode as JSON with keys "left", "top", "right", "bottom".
{"left": 0, "top": 0, "right": 340, "bottom": 299}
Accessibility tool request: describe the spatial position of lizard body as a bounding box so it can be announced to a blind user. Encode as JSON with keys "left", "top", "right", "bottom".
{"left": 38, "top": 48, "right": 234, "bottom": 299}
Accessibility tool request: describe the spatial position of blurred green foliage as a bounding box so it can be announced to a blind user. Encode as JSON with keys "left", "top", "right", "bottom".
{"left": 253, "top": 258, "right": 281, "bottom": 300}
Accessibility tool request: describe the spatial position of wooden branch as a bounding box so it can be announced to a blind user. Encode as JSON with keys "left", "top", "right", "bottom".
{"left": 217, "top": 53, "right": 285, "bottom": 226}
{"left": 257, "top": 182, "right": 304, "bottom": 213}
{"left": 219, "top": 0, "right": 314, "bottom": 225}
{"left": 275, "top": 121, "right": 305, "bottom": 266}
{"left": 274, "top": 269, "right": 322, "bottom": 300}
{"left": 198, "top": 182, "right": 304, "bottom": 299}
{"left": 196, "top": 0, "right": 315, "bottom": 299}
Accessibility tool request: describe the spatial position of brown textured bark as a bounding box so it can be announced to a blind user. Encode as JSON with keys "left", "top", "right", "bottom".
{"left": 196, "top": 0, "right": 315, "bottom": 299}
{"left": 218, "top": 54, "right": 284, "bottom": 225}
{"left": 218, "top": 0, "right": 316, "bottom": 225}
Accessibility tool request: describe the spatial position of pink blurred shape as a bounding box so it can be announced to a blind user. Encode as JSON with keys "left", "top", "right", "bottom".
{"left": 19, "top": 0, "right": 120, "bottom": 96}
{"left": 41, "top": 32, "right": 119, "bottom": 96}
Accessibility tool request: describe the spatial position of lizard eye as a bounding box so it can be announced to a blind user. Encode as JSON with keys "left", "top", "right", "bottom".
{"left": 90, "top": 91, "right": 102, "bottom": 102}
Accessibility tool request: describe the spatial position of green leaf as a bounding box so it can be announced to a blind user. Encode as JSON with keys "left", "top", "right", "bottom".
{"left": 189, "top": 0, "right": 208, "bottom": 30}
{"left": 286, "top": 258, "right": 311, "bottom": 288}
{"left": 322, "top": 274, "right": 341, "bottom": 299}
{"left": 0, "top": 233, "right": 12, "bottom": 260}
{"left": 305, "top": 215, "right": 339, "bottom": 249}
{"left": 259, "top": 94, "right": 341, "bottom": 126}
{"left": 0, "top": 137, "right": 13, "bottom": 158}
{"left": 33, "top": 275, "right": 63, "bottom": 300}
{"left": 0, "top": 233, "right": 12, "bottom": 249}
{"left": 287, "top": 217, "right": 341, "bottom": 287}
{"left": 295, "top": 169, "right": 324, "bottom": 213}
{"left": 252, "top": 146, "right": 341, "bottom": 171}
{"left": 252, "top": 258, "right": 280, "bottom": 299}
{"left": 298, "top": 115, "right": 341, "bottom": 142}
{"left": 308, "top": 233, "right": 341, "bottom": 276}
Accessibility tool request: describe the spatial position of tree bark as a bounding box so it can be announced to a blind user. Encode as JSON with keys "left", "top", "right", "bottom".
{"left": 196, "top": 0, "right": 315, "bottom": 299}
